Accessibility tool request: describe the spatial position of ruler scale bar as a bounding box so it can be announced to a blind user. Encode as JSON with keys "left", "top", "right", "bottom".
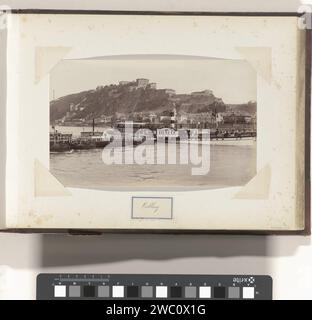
{"left": 37, "top": 274, "right": 272, "bottom": 300}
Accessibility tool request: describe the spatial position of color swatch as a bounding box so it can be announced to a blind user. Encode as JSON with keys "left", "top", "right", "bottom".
{"left": 37, "top": 274, "right": 272, "bottom": 300}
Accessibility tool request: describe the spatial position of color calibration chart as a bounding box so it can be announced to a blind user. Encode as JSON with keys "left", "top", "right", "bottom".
{"left": 37, "top": 274, "right": 272, "bottom": 300}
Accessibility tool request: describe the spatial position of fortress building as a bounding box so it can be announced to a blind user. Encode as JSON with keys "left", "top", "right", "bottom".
{"left": 136, "top": 78, "right": 149, "bottom": 88}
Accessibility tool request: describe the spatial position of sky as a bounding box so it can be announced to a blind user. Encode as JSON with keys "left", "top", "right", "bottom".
{"left": 50, "top": 57, "right": 257, "bottom": 104}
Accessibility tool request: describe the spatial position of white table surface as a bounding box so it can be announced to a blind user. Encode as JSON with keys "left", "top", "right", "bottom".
{"left": 0, "top": 232, "right": 312, "bottom": 299}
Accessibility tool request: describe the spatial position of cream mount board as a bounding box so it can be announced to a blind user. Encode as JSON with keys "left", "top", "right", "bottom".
{"left": 0, "top": 10, "right": 310, "bottom": 234}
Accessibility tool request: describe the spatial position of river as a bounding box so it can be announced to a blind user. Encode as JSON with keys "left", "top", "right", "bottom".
{"left": 50, "top": 140, "right": 256, "bottom": 190}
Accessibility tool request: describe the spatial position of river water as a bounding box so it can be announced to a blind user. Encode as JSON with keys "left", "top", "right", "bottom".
{"left": 50, "top": 140, "right": 256, "bottom": 190}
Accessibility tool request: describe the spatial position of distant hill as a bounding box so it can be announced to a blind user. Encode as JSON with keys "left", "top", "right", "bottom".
{"left": 227, "top": 101, "right": 257, "bottom": 115}
{"left": 50, "top": 81, "right": 256, "bottom": 123}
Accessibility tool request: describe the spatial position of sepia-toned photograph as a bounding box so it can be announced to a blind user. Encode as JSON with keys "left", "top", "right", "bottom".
{"left": 50, "top": 56, "right": 257, "bottom": 190}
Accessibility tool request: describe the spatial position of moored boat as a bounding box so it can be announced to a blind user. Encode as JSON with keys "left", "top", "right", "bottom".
{"left": 50, "top": 142, "right": 72, "bottom": 152}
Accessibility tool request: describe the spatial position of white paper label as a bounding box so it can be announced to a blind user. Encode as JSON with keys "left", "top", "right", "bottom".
{"left": 131, "top": 197, "right": 173, "bottom": 219}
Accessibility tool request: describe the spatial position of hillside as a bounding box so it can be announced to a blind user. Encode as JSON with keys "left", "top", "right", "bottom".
{"left": 50, "top": 81, "right": 255, "bottom": 123}
{"left": 227, "top": 101, "right": 257, "bottom": 115}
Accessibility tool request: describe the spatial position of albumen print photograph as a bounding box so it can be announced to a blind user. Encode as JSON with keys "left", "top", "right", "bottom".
{"left": 50, "top": 56, "right": 257, "bottom": 190}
